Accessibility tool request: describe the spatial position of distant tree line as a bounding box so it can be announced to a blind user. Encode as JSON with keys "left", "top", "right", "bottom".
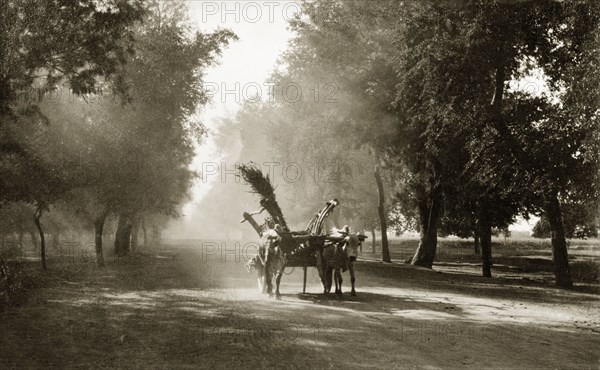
{"left": 220, "top": 0, "right": 600, "bottom": 288}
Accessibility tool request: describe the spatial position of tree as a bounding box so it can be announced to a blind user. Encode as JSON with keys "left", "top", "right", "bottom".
{"left": 99, "top": 1, "right": 235, "bottom": 257}
{"left": 260, "top": 0, "right": 402, "bottom": 260}
{"left": 0, "top": 0, "right": 145, "bottom": 154}
{"left": 389, "top": 1, "right": 480, "bottom": 268}
{"left": 375, "top": 166, "right": 391, "bottom": 262}
{"left": 387, "top": 1, "right": 600, "bottom": 286}
{"left": 0, "top": 0, "right": 235, "bottom": 266}
{"left": 0, "top": 0, "right": 145, "bottom": 267}
{"left": 469, "top": 1, "right": 600, "bottom": 287}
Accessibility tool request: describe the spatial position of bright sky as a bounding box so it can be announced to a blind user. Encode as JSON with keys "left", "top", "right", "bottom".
{"left": 181, "top": 1, "right": 299, "bottom": 217}
{"left": 509, "top": 216, "right": 539, "bottom": 233}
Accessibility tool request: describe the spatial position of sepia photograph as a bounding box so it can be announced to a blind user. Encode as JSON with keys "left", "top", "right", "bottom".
{"left": 1, "top": 0, "right": 599, "bottom": 368}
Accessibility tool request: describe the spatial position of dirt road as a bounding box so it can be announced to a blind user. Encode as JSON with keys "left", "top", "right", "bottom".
{"left": 1, "top": 243, "right": 599, "bottom": 369}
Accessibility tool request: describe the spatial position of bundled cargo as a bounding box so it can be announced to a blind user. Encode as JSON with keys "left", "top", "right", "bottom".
{"left": 238, "top": 164, "right": 366, "bottom": 298}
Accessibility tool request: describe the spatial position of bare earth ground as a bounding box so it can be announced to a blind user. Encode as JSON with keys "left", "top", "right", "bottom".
{"left": 1, "top": 239, "right": 599, "bottom": 369}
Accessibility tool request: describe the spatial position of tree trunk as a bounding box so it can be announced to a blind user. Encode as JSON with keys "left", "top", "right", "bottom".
{"left": 33, "top": 209, "right": 47, "bottom": 270}
{"left": 375, "top": 166, "right": 391, "bottom": 263}
{"left": 131, "top": 216, "right": 140, "bottom": 252}
{"left": 371, "top": 228, "right": 376, "bottom": 254}
{"left": 94, "top": 212, "right": 109, "bottom": 267}
{"left": 114, "top": 212, "right": 133, "bottom": 257}
{"left": 477, "top": 217, "right": 492, "bottom": 278}
{"left": 473, "top": 230, "right": 481, "bottom": 255}
{"left": 544, "top": 195, "right": 573, "bottom": 288}
{"left": 411, "top": 195, "right": 441, "bottom": 268}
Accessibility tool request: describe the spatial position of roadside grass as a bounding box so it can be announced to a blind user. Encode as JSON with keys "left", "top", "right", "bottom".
{"left": 3, "top": 237, "right": 598, "bottom": 313}
{"left": 362, "top": 236, "right": 600, "bottom": 285}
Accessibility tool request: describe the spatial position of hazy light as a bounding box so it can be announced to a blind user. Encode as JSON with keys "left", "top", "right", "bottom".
{"left": 183, "top": 1, "right": 297, "bottom": 214}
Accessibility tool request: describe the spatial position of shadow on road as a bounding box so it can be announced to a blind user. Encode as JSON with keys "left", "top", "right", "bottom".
{"left": 1, "top": 244, "right": 599, "bottom": 369}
